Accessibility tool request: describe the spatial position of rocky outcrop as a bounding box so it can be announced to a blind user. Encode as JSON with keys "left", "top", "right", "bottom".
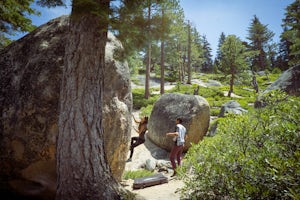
{"left": 255, "top": 65, "right": 300, "bottom": 107}
{"left": 218, "top": 100, "right": 247, "bottom": 117}
{"left": 263, "top": 65, "right": 300, "bottom": 96}
{"left": 0, "top": 15, "right": 132, "bottom": 198}
{"left": 147, "top": 93, "right": 210, "bottom": 152}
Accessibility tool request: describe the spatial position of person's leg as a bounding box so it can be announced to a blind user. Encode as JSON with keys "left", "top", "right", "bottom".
{"left": 128, "top": 137, "right": 144, "bottom": 160}
{"left": 169, "top": 145, "right": 177, "bottom": 170}
{"left": 128, "top": 137, "right": 138, "bottom": 161}
{"left": 176, "top": 145, "right": 184, "bottom": 166}
{"left": 170, "top": 145, "right": 182, "bottom": 176}
{"left": 131, "top": 137, "right": 139, "bottom": 147}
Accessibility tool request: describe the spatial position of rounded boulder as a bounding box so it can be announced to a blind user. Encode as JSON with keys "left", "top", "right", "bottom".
{"left": 147, "top": 93, "right": 210, "bottom": 152}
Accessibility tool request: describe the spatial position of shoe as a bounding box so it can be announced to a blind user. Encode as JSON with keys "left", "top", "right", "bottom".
{"left": 126, "top": 158, "right": 132, "bottom": 162}
{"left": 171, "top": 172, "right": 176, "bottom": 177}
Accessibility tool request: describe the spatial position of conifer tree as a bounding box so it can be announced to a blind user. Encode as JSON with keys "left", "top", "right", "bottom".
{"left": 221, "top": 35, "right": 248, "bottom": 97}
{"left": 215, "top": 32, "right": 226, "bottom": 71}
{"left": 247, "top": 15, "right": 275, "bottom": 71}
{"left": 281, "top": 0, "right": 300, "bottom": 67}
{"left": 200, "top": 35, "right": 213, "bottom": 72}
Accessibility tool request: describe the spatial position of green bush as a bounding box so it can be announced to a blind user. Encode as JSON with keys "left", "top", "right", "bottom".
{"left": 140, "top": 104, "right": 153, "bottom": 117}
{"left": 271, "top": 68, "right": 282, "bottom": 74}
{"left": 179, "top": 91, "right": 300, "bottom": 200}
{"left": 209, "top": 107, "right": 219, "bottom": 116}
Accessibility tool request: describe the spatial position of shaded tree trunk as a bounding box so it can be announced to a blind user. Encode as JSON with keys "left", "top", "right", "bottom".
{"left": 145, "top": 2, "right": 151, "bottom": 99}
{"left": 56, "top": 1, "right": 122, "bottom": 199}
{"left": 187, "top": 20, "right": 191, "bottom": 84}
{"left": 252, "top": 75, "right": 259, "bottom": 93}
{"left": 160, "top": 7, "right": 165, "bottom": 95}
{"left": 160, "top": 40, "right": 165, "bottom": 94}
{"left": 228, "top": 72, "right": 234, "bottom": 97}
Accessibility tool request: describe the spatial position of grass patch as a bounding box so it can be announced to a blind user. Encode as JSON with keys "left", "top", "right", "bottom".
{"left": 123, "top": 170, "right": 155, "bottom": 180}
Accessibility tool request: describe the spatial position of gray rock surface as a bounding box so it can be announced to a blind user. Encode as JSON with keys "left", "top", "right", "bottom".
{"left": 147, "top": 93, "right": 210, "bottom": 152}
{"left": 262, "top": 65, "right": 300, "bottom": 96}
{"left": 255, "top": 65, "right": 300, "bottom": 108}
{"left": 218, "top": 100, "right": 248, "bottom": 117}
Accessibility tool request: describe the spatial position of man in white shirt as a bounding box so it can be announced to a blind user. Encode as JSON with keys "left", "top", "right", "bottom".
{"left": 166, "top": 118, "right": 187, "bottom": 177}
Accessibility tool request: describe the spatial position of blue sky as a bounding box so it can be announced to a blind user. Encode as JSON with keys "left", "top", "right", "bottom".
{"left": 180, "top": 0, "right": 294, "bottom": 57}
{"left": 14, "top": 0, "right": 293, "bottom": 57}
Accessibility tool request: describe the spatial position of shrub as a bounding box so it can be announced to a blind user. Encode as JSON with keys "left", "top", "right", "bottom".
{"left": 140, "top": 104, "right": 153, "bottom": 117}
{"left": 179, "top": 91, "right": 300, "bottom": 199}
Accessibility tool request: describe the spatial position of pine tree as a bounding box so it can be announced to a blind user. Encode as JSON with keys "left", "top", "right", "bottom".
{"left": 277, "top": 26, "right": 291, "bottom": 70}
{"left": 281, "top": 0, "right": 300, "bottom": 67}
{"left": 215, "top": 32, "right": 226, "bottom": 71}
{"left": 221, "top": 35, "right": 248, "bottom": 97}
{"left": 247, "top": 15, "right": 275, "bottom": 71}
{"left": 200, "top": 35, "right": 213, "bottom": 72}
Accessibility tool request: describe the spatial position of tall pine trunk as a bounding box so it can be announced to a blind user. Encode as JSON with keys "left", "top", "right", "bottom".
{"left": 160, "top": 7, "right": 165, "bottom": 95}
{"left": 56, "top": 1, "right": 121, "bottom": 199}
{"left": 228, "top": 72, "right": 235, "bottom": 97}
{"left": 145, "top": 1, "right": 151, "bottom": 99}
{"left": 187, "top": 20, "right": 191, "bottom": 84}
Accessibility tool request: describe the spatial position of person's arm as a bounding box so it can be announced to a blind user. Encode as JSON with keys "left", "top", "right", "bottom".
{"left": 133, "top": 126, "right": 139, "bottom": 134}
{"left": 132, "top": 115, "right": 141, "bottom": 124}
{"left": 166, "top": 125, "right": 179, "bottom": 137}
{"left": 166, "top": 132, "right": 178, "bottom": 137}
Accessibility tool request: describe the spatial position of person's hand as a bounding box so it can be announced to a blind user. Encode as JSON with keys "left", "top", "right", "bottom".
{"left": 166, "top": 132, "right": 173, "bottom": 137}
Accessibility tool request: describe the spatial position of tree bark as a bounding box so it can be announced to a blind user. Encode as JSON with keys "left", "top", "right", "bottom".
{"left": 145, "top": 1, "right": 151, "bottom": 99}
{"left": 56, "top": 1, "right": 121, "bottom": 199}
{"left": 228, "top": 72, "right": 234, "bottom": 97}
{"left": 160, "top": 7, "right": 165, "bottom": 95}
{"left": 187, "top": 20, "right": 191, "bottom": 84}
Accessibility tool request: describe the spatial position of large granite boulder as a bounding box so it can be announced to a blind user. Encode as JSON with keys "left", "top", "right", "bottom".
{"left": 255, "top": 65, "right": 300, "bottom": 107}
{"left": 147, "top": 93, "right": 210, "bottom": 152}
{"left": 0, "top": 15, "right": 132, "bottom": 198}
{"left": 263, "top": 65, "right": 300, "bottom": 96}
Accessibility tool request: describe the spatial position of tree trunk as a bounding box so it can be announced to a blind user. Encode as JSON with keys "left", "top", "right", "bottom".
{"left": 160, "top": 39, "right": 165, "bottom": 94}
{"left": 160, "top": 7, "right": 165, "bottom": 95}
{"left": 145, "top": 2, "right": 151, "bottom": 99}
{"left": 228, "top": 73, "right": 234, "bottom": 97}
{"left": 56, "top": 1, "right": 121, "bottom": 199}
{"left": 187, "top": 20, "right": 191, "bottom": 84}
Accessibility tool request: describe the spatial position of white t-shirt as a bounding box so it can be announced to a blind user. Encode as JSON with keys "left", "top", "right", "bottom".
{"left": 175, "top": 124, "right": 187, "bottom": 146}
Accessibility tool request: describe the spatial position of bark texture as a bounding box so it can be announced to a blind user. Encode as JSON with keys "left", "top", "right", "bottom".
{"left": 56, "top": 6, "right": 120, "bottom": 200}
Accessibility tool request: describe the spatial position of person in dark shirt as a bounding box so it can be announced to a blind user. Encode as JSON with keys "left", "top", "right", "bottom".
{"left": 127, "top": 115, "right": 148, "bottom": 162}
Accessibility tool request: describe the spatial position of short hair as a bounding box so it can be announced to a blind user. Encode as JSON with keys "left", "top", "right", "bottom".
{"left": 176, "top": 118, "right": 182, "bottom": 123}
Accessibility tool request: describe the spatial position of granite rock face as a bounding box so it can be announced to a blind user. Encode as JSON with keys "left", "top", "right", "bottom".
{"left": 263, "top": 65, "right": 300, "bottom": 96}
{"left": 147, "top": 93, "right": 210, "bottom": 152}
{"left": 255, "top": 65, "right": 300, "bottom": 108}
{"left": 0, "top": 15, "right": 132, "bottom": 198}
